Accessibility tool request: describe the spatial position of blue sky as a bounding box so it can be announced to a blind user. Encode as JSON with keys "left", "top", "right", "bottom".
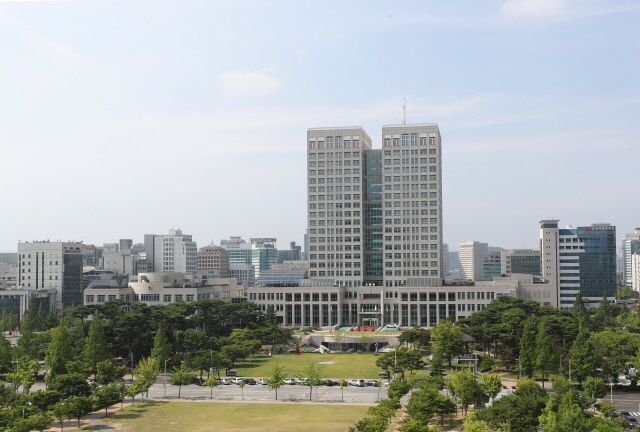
{"left": 1, "top": 0, "right": 638, "bottom": 252}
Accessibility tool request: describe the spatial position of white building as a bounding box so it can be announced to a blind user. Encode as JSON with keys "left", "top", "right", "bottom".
{"left": 632, "top": 253, "right": 640, "bottom": 292}
{"left": 622, "top": 228, "right": 640, "bottom": 287}
{"left": 144, "top": 229, "right": 197, "bottom": 273}
{"left": 458, "top": 241, "right": 488, "bottom": 281}
{"left": 501, "top": 249, "right": 541, "bottom": 276}
{"left": 17, "top": 241, "right": 83, "bottom": 312}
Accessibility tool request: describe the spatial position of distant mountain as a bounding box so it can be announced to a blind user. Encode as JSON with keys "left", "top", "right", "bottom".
{"left": 488, "top": 246, "right": 507, "bottom": 252}
{"left": 448, "top": 251, "right": 458, "bottom": 273}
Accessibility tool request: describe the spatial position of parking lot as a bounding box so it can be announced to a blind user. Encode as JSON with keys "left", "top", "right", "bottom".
{"left": 28, "top": 379, "right": 397, "bottom": 403}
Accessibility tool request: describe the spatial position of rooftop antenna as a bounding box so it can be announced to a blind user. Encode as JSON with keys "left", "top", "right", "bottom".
{"left": 400, "top": 97, "right": 407, "bottom": 124}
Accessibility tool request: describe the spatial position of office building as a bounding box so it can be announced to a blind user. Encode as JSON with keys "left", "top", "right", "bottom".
{"left": 631, "top": 253, "right": 640, "bottom": 292}
{"left": 442, "top": 244, "right": 449, "bottom": 276}
{"left": 144, "top": 229, "right": 197, "bottom": 273}
{"left": 501, "top": 249, "right": 541, "bottom": 277}
{"left": 540, "top": 220, "right": 616, "bottom": 310}
{"left": 303, "top": 232, "right": 309, "bottom": 261}
{"left": 277, "top": 242, "right": 302, "bottom": 263}
{"left": 622, "top": 228, "right": 640, "bottom": 287}
{"left": 82, "top": 245, "right": 103, "bottom": 269}
{"left": 0, "top": 253, "right": 18, "bottom": 265}
{"left": 458, "top": 241, "right": 488, "bottom": 281}
{"left": 17, "top": 241, "right": 83, "bottom": 312}
{"left": 230, "top": 263, "right": 255, "bottom": 287}
{"left": 222, "top": 237, "right": 277, "bottom": 278}
{"left": 197, "top": 244, "right": 230, "bottom": 278}
{"left": 483, "top": 252, "right": 502, "bottom": 280}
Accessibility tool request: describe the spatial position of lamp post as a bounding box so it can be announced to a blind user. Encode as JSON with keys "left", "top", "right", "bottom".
{"left": 609, "top": 382, "right": 614, "bottom": 404}
{"left": 163, "top": 359, "right": 169, "bottom": 398}
{"left": 559, "top": 355, "right": 563, "bottom": 378}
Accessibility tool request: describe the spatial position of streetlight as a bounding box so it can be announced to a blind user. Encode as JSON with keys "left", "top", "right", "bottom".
{"left": 559, "top": 355, "right": 563, "bottom": 378}
{"left": 609, "top": 382, "right": 614, "bottom": 404}
{"left": 163, "top": 359, "right": 169, "bottom": 397}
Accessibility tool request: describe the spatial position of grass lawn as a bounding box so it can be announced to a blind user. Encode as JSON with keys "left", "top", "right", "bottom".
{"left": 231, "top": 353, "right": 428, "bottom": 379}
{"left": 101, "top": 401, "right": 370, "bottom": 432}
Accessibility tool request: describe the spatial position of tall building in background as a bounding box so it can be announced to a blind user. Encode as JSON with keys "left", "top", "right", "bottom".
{"left": 632, "top": 253, "right": 640, "bottom": 292}
{"left": 197, "top": 244, "right": 230, "bottom": 278}
{"left": 144, "top": 229, "right": 197, "bottom": 273}
{"left": 501, "top": 249, "right": 541, "bottom": 276}
{"left": 277, "top": 242, "right": 302, "bottom": 263}
{"left": 303, "top": 232, "right": 309, "bottom": 260}
{"left": 442, "top": 243, "right": 449, "bottom": 276}
{"left": 540, "top": 220, "right": 616, "bottom": 310}
{"left": 17, "top": 241, "right": 83, "bottom": 312}
{"left": 307, "top": 124, "right": 443, "bottom": 290}
{"left": 622, "top": 228, "right": 640, "bottom": 287}
{"left": 221, "top": 237, "right": 277, "bottom": 279}
{"left": 458, "top": 241, "right": 488, "bottom": 281}
{"left": 483, "top": 252, "right": 502, "bottom": 280}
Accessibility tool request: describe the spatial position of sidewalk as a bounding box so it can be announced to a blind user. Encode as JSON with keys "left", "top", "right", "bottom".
{"left": 42, "top": 402, "right": 132, "bottom": 432}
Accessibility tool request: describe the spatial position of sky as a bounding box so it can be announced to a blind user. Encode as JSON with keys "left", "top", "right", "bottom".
{"left": 0, "top": 0, "right": 639, "bottom": 252}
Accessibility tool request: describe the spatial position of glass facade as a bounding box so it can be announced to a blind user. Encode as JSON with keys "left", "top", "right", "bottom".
{"left": 364, "top": 151, "right": 383, "bottom": 284}
{"left": 63, "top": 254, "right": 83, "bottom": 308}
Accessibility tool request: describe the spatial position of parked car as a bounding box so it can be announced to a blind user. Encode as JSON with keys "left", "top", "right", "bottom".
{"left": 257, "top": 378, "right": 268, "bottom": 385}
{"left": 324, "top": 380, "right": 335, "bottom": 386}
{"left": 346, "top": 349, "right": 355, "bottom": 353}
{"left": 629, "top": 417, "right": 639, "bottom": 427}
{"left": 244, "top": 378, "right": 257, "bottom": 385}
{"left": 297, "top": 378, "right": 309, "bottom": 385}
{"left": 366, "top": 380, "right": 378, "bottom": 386}
{"left": 220, "top": 378, "right": 232, "bottom": 385}
{"left": 192, "top": 377, "right": 206, "bottom": 385}
{"left": 621, "top": 411, "right": 632, "bottom": 420}
{"left": 349, "top": 379, "right": 365, "bottom": 387}
{"left": 231, "top": 378, "right": 243, "bottom": 384}
{"left": 284, "top": 378, "right": 297, "bottom": 385}
{"left": 387, "top": 323, "right": 397, "bottom": 328}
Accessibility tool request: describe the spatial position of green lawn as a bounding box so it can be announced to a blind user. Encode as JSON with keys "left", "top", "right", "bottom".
{"left": 228, "top": 353, "right": 427, "bottom": 380}
{"left": 102, "top": 401, "right": 370, "bottom": 432}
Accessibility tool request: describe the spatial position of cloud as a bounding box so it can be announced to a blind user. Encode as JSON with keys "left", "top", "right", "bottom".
{"left": 217, "top": 68, "right": 281, "bottom": 96}
{"left": 500, "top": 0, "right": 566, "bottom": 19}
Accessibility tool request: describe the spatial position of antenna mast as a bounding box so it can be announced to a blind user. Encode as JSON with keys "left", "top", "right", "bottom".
{"left": 401, "top": 98, "right": 406, "bottom": 124}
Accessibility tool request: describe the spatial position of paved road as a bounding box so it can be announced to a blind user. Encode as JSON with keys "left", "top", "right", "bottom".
{"left": 28, "top": 381, "right": 391, "bottom": 403}
{"left": 603, "top": 392, "right": 640, "bottom": 416}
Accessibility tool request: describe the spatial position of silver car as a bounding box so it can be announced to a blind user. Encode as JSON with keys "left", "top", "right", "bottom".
{"left": 257, "top": 378, "right": 268, "bottom": 385}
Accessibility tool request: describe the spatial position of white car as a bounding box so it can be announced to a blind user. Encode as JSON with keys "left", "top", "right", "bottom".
{"left": 349, "top": 379, "right": 365, "bottom": 387}
{"left": 231, "top": 378, "right": 244, "bottom": 384}
{"left": 284, "top": 378, "right": 297, "bottom": 385}
{"left": 297, "top": 378, "right": 309, "bottom": 385}
{"left": 220, "top": 378, "right": 232, "bottom": 385}
{"left": 257, "top": 378, "right": 268, "bottom": 385}
{"left": 387, "top": 323, "right": 398, "bottom": 328}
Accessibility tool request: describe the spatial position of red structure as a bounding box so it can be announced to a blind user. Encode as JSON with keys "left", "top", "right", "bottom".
{"left": 295, "top": 343, "right": 300, "bottom": 354}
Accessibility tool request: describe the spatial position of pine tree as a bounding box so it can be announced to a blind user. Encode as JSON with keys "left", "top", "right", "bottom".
{"left": 17, "top": 315, "right": 37, "bottom": 360}
{"left": 46, "top": 321, "right": 72, "bottom": 378}
{"left": 151, "top": 325, "right": 170, "bottom": 366}
{"left": 519, "top": 319, "right": 536, "bottom": 378}
{"left": 535, "top": 321, "right": 553, "bottom": 388}
{"left": 82, "top": 319, "right": 110, "bottom": 375}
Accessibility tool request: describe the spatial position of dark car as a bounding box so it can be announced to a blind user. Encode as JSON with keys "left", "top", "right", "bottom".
{"left": 628, "top": 417, "right": 639, "bottom": 427}
{"left": 366, "top": 380, "right": 378, "bottom": 386}
{"left": 620, "top": 411, "right": 631, "bottom": 420}
{"left": 324, "top": 380, "right": 335, "bottom": 386}
{"left": 192, "top": 377, "right": 206, "bottom": 385}
{"left": 244, "top": 378, "right": 257, "bottom": 385}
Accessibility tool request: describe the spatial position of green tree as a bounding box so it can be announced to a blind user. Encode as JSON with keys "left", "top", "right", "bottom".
{"left": 539, "top": 392, "right": 590, "bottom": 432}
{"left": 297, "top": 362, "right": 324, "bottom": 401}
{"left": 169, "top": 363, "right": 192, "bottom": 398}
{"left": 96, "top": 360, "right": 127, "bottom": 385}
{"left": 480, "top": 373, "right": 502, "bottom": 401}
{"left": 398, "top": 327, "right": 431, "bottom": 350}
{"left": 583, "top": 376, "right": 607, "bottom": 412}
{"left": 569, "top": 321, "right": 599, "bottom": 386}
{"left": 267, "top": 360, "right": 285, "bottom": 400}
{"left": 150, "top": 325, "right": 171, "bottom": 366}
{"left": 82, "top": 319, "right": 110, "bottom": 375}
{"left": 449, "top": 369, "right": 483, "bottom": 415}
{"left": 339, "top": 378, "right": 347, "bottom": 402}
{"left": 0, "top": 333, "right": 12, "bottom": 373}
{"left": 52, "top": 402, "right": 71, "bottom": 432}
{"left": 519, "top": 319, "right": 536, "bottom": 378}
{"left": 67, "top": 396, "right": 93, "bottom": 427}
{"left": 45, "top": 321, "right": 72, "bottom": 378}
{"left": 16, "top": 317, "right": 37, "bottom": 360}
{"left": 348, "top": 415, "right": 388, "bottom": 432}
{"left": 127, "top": 381, "right": 147, "bottom": 404}
{"left": 30, "top": 389, "right": 62, "bottom": 413}
{"left": 359, "top": 334, "right": 374, "bottom": 352}
{"left": 265, "top": 305, "right": 278, "bottom": 326}
{"left": 535, "top": 321, "right": 553, "bottom": 388}
{"left": 48, "top": 373, "right": 92, "bottom": 399}
{"left": 202, "top": 375, "right": 221, "bottom": 399}
{"left": 429, "top": 353, "right": 445, "bottom": 376}
{"left": 134, "top": 356, "right": 160, "bottom": 397}
{"left": 93, "top": 383, "right": 125, "bottom": 417}
{"left": 210, "top": 352, "right": 231, "bottom": 377}
{"left": 431, "top": 320, "right": 464, "bottom": 367}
